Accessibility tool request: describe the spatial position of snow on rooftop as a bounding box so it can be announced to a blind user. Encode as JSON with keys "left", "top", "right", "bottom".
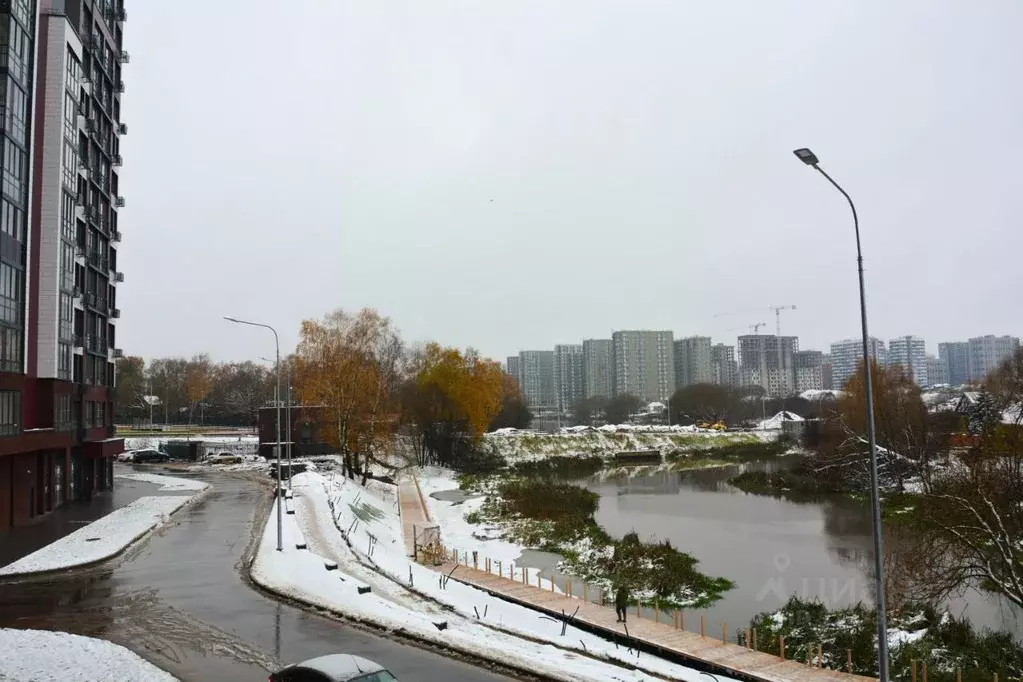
{"left": 0, "top": 628, "right": 177, "bottom": 681}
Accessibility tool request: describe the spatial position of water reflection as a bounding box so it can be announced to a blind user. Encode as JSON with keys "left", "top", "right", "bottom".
{"left": 516, "top": 460, "right": 1021, "bottom": 637}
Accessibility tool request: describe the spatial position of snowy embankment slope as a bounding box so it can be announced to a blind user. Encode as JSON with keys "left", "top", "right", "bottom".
{"left": 0, "top": 628, "right": 177, "bottom": 681}
{"left": 485, "top": 426, "right": 777, "bottom": 462}
{"left": 259, "top": 471, "right": 738, "bottom": 682}
{"left": 0, "top": 474, "right": 208, "bottom": 576}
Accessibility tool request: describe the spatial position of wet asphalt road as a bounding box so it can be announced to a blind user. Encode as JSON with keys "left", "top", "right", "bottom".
{"left": 0, "top": 471, "right": 518, "bottom": 682}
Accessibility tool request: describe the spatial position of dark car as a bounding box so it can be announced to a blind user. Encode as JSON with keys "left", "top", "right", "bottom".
{"left": 133, "top": 449, "right": 170, "bottom": 464}
{"left": 271, "top": 654, "right": 397, "bottom": 682}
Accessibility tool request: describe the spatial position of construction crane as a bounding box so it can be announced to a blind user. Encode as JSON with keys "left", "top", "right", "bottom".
{"left": 769, "top": 305, "right": 797, "bottom": 392}
{"left": 749, "top": 322, "right": 766, "bottom": 334}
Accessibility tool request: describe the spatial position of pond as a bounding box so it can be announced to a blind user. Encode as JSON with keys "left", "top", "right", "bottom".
{"left": 513, "top": 459, "right": 1022, "bottom": 638}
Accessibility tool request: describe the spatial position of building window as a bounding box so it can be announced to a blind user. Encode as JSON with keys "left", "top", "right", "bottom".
{"left": 0, "top": 262, "right": 20, "bottom": 325}
{"left": 0, "top": 198, "right": 21, "bottom": 240}
{"left": 58, "top": 342, "right": 72, "bottom": 381}
{"left": 63, "top": 92, "right": 78, "bottom": 141}
{"left": 4, "top": 81, "right": 27, "bottom": 142}
{"left": 3, "top": 140, "right": 25, "bottom": 200}
{"left": 56, "top": 394, "right": 72, "bottom": 430}
{"left": 95, "top": 401, "right": 105, "bottom": 427}
{"left": 66, "top": 50, "right": 81, "bottom": 92}
{"left": 84, "top": 400, "right": 94, "bottom": 427}
{"left": 0, "top": 390, "right": 20, "bottom": 436}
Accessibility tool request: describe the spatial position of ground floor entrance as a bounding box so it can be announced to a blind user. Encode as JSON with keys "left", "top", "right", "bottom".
{"left": 0, "top": 449, "right": 116, "bottom": 531}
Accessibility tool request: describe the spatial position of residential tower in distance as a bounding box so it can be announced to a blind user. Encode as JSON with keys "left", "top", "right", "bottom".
{"left": 612, "top": 330, "right": 674, "bottom": 403}
{"left": 830, "top": 337, "right": 886, "bottom": 391}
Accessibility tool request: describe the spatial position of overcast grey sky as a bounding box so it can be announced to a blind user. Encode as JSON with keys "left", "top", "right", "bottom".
{"left": 119, "top": 0, "right": 1021, "bottom": 363}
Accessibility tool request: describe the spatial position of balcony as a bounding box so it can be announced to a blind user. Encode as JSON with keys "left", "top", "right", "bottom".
{"left": 112, "top": 154, "right": 122, "bottom": 167}
{"left": 115, "top": 7, "right": 126, "bottom": 22}
{"left": 87, "top": 251, "right": 109, "bottom": 272}
{"left": 85, "top": 206, "right": 98, "bottom": 223}
{"left": 111, "top": 348, "right": 123, "bottom": 359}
{"left": 72, "top": 284, "right": 82, "bottom": 299}
{"left": 114, "top": 272, "right": 124, "bottom": 283}
{"left": 112, "top": 229, "right": 122, "bottom": 242}
{"left": 115, "top": 80, "right": 124, "bottom": 94}
{"left": 84, "top": 333, "right": 103, "bottom": 353}
{"left": 83, "top": 116, "right": 97, "bottom": 133}
{"left": 111, "top": 308, "right": 121, "bottom": 319}
{"left": 117, "top": 123, "right": 127, "bottom": 135}
{"left": 119, "top": 51, "right": 130, "bottom": 64}
{"left": 74, "top": 244, "right": 86, "bottom": 259}
{"left": 114, "top": 196, "right": 125, "bottom": 207}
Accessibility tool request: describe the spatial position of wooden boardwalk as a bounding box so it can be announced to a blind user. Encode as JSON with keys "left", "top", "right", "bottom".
{"left": 399, "top": 479, "right": 872, "bottom": 682}
{"left": 397, "top": 477, "right": 432, "bottom": 557}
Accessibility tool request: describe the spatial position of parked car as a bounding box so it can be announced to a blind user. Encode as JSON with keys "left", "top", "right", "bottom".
{"left": 271, "top": 654, "right": 397, "bottom": 682}
{"left": 116, "top": 451, "right": 135, "bottom": 462}
{"left": 209, "top": 452, "right": 243, "bottom": 464}
{"left": 133, "top": 449, "right": 170, "bottom": 464}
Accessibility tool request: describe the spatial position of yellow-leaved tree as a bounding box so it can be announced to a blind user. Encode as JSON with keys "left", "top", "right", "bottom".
{"left": 293, "top": 308, "right": 402, "bottom": 483}
{"left": 185, "top": 353, "right": 214, "bottom": 434}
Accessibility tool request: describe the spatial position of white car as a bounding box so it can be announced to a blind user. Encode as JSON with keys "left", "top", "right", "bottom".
{"left": 209, "top": 452, "right": 243, "bottom": 464}
{"left": 117, "top": 451, "right": 135, "bottom": 462}
{"left": 270, "top": 654, "right": 397, "bottom": 682}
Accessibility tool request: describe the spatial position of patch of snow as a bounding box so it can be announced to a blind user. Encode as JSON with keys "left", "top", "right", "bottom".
{"left": 0, "top": 628, "right": 177, "bottom": 681}
{"left": 888, "top": 627, "right": 928, "bottom": 647}
{"left": 115, "top": 472, "right": 209, "bottom": 491}
{"left": 800, "top": 389, "right": 843, "bottom": 401}
{"left": 0, "top": 494, "right": 199, "bottom": 576}
{"left": 755, "top": 411, "right": 803, "bottom": 430}
{"left": 253, "top": 471, "right": 739, "bottom": 682}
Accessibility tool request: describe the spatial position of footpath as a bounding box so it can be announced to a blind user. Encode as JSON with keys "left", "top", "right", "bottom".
{"left": 399, "top": 474, "right": 872, "bottom": 682}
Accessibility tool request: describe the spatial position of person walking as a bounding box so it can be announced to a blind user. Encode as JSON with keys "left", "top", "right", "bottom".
{"left": 615, "top": 583, "right": 629, "bottom": 623}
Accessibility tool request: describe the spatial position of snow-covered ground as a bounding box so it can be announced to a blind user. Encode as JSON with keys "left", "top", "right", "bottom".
{"left": 484, "top": 427, "right": 777, "bottom": 463}
{"left": 250, "top": 471, "right": 738, "bottom": 682}
{"left": 0, "top": 488, "right": 205, "bottom": 576}
{"left": 0, "top": 628, "right": 177, "bottom": 681}
{"left": 115, "top": 471, "right": 208, "bottom": 491}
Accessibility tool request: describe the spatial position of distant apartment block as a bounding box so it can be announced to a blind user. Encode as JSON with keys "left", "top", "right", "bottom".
{"left": 888, "top": 336, "right": 928, "bottom": 385}
{"left": 612, "top": 330, "right": 674, "bottom": 403}
{"left": 967, "top": 335, "right": 1020, "bottom": 382}
{"left": 738, "top": 335, "right": 798, "bottom": 397}
{"left": 710, "top": 344, "right": 738, "bottom": 388}
{"left": 794, "top": 350, "right": 824, "bottom": 393}
{"left": 821, "top": 353, "right": 833, "bottom": 391}
{"left": 553, "top": 344, "right": 584, "bottom": 414}
{"left": 673, "top": 336, "right": 713, "bottom": 388}
{"left": 938, "top": 341, "right": 970, "bottom": 386}
{"left": 926, "top": 355, "right": 950, "bottom": 386}
{"left": 506, "top": 356, "right": 521, "bottom": 385}
{"left": 518, "top": 350, "right": 556, "bottom": 413}
{"left": 582, "top": 339, "right": 613, "bottom": 398}
{"left": 830, "top": 338, "right": 886, "bottom": 390}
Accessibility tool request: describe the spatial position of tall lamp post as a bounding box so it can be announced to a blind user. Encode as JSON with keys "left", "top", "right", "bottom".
{"left": 262, "top": 356, "right": 293, "bottom": 490}
{"left": 792, "top": 148, "right": 889, "bottom": 680}
{"left": 225, "top": 316, "right": 283, "bottom": 552}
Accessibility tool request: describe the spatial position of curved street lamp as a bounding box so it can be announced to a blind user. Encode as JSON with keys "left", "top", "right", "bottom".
{"left": 225, "top": 316, "right": 283, "bottom": 552}
{"left": 792, "top": 148, "right": 889, "bottom": 680}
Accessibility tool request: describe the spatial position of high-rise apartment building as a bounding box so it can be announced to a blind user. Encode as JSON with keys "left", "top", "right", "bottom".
{"left": 967, "top": 335, "right": 1020, "bottom": 383}
{"left": 582, "top": 338, "right": 612, "bottom": 399}
{"left": 1, "top": 0, "right": 126, "bottom": 531}
{"left": 518, "top": 350, "right": 556, "bottom": 414}
{"left": 612, "top": 330, "right": 674, "bottom": 403}
{"left": 553, "top": 344, "right": 583, "bottom": 414}
{"left": 506, "top": 356, "right": 521, "bottom": 385}
{"left": 926, "top": 356, "right": 949, "bottom": 385}
{"left": 793, "top": 350, "right": 824, "bottom": 393}
{"left": 710, "top": 343, "right": 738, "bottom": 388}
{"left": 888, "top": 336, "right": 928, "bottom": 385}
{"left": 821, "top": 353, "right": 833, "bottom": 391}
{"left": 938, "top": 341, "right": 970, "bottom": 386}
{"left": 830, "top": 337, "right": 886, "bottom": 390}
{"left": 738, "top": 335, "right": 798, "bottom": 397}
{"left": 673, "top": 336, "right": 713, "bottom": 389}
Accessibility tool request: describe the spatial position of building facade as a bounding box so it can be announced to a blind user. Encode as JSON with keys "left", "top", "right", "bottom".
{"left": 518, "top": 350, "right": 556, "bottom": 415}
{"left": 888, "top": 336, "right": 928, "bottom": 385}
{"left": 926, "top": 356, "right": 949, "bottom": 386}
{"left": 820, "top": 353, "right": 833, "bottom": 390}
{"left": 611, "top": 330, "right": 674, "bottom": 403}
{"left": 581, "top": 338, "right": 612, "bottom": 399}
{"left": 830, "top": 337, "right": 886, "bottom": 390}
{"left": 967, "top": 335, "right": 1020, "bottom": 383}
{"left": 673, "top": 336, "right": 713, "bottom": 389}
{"left": 710, "top": 343, "right": 738, "bottom": 388}
{"left": 505, "top": 355, "right": 520, "bottom": 386}
{"left": 738, "top": 334, "right": 798, "bottom": 397}
{"left": 793, "top": 350, "right": 824, "bottom": 393}
{"left": 0, "top": 0, "right": 126, "bottom": 531}
{"left": 938, "top": 341, "right": 970, "bottom": 386}
{"left": 553, "top": 343, "right": 583, "bottom": 415}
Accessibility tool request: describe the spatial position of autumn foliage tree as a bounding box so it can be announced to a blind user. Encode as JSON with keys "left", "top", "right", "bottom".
{"left": 399, "top": 343, "right": 505, "bottom": 471}
{"left": 293, "top": 309, "right": 402, "bottom": 482}
{"left": 185, "top": 354, "right": 214, "bottom": 431}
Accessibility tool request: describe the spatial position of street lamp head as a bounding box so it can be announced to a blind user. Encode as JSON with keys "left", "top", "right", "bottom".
{"left": 793, "top": 148, "right": 819, "bottom": 166}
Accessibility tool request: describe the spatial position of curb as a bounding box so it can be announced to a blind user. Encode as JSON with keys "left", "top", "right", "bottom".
{"left": 0, "top": 485, "right": 210, "bottom": 581}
